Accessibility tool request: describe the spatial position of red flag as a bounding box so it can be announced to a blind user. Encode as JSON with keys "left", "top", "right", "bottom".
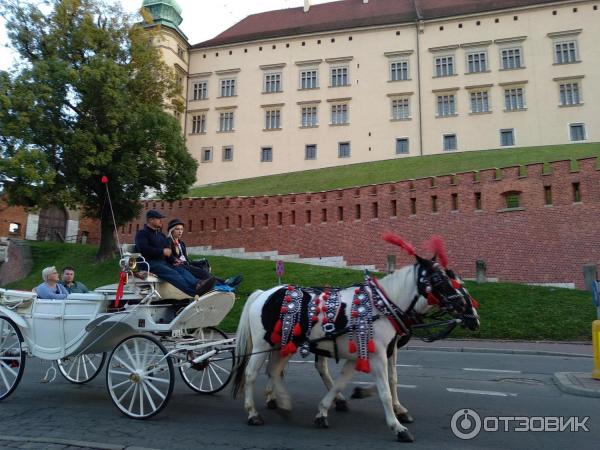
{"left": 114, "top": 271, "right": 127, "bottom": 308}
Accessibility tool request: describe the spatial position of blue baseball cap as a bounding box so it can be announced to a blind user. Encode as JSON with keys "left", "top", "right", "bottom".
{"left": 146, "top": 210, "right": 165, "bottom": 219}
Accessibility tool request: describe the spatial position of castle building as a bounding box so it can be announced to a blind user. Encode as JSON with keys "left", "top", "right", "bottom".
{"left": 145, "top": 0, "right": 598, "bottom": 186}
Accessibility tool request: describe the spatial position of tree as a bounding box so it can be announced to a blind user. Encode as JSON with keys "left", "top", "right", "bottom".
{"left": 0, "top": 0, "right": 197, "bottom": 259}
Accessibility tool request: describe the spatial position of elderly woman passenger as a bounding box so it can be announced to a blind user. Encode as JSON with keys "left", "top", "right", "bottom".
{"left": 36, "top": 266, "right": 69, "bottom": 299}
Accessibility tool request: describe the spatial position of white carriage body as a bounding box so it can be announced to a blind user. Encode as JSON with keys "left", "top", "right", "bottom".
{"left": 0, "top": 279, "right": 235, "bottom": 360}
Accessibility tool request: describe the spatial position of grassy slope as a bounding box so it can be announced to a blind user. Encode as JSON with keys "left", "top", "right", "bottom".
{"left": 189, "top": 143, "right": 600, "bottom": 197}
{"left": 5, "top": 242, "right": 595, "bottom": 340}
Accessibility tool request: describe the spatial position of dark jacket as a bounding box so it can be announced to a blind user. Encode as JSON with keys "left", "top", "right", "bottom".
{"left": 167, "top": 237, "right": 189, "bottom": 265}
{"left": 135, "top": 225, "right": 170, "bottom": 261}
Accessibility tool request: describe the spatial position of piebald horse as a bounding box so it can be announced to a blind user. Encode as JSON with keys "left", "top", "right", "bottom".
{"left": 232, "top": 234, "right": 479, "bottom": 442}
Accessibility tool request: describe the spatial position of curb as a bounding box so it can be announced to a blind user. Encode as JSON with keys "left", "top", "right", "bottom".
{"left": 403, "top": 345, "right": 592, "bottom": 359}
{"left": 553, "top": 372, "right": 600, "bottom": 398}
{"left": 0, "top": 435, "right": 161, "bottom": 450}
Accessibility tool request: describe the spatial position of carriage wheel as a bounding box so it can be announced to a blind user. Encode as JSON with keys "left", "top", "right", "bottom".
{"left": 0, "top": 316, "right": 26, "bottom": 401}
{"left": 106, "top": 335, "right": 174, "bottom": 419}
{"left": 179, "top": 326, "right": 235, "bottom": 394}
{"left": 57, "top": 353, "right": 106, "bottom": 384}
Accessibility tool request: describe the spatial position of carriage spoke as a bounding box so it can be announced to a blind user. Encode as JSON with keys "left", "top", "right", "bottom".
{"left": 108, "top": 369, "right": 132, "bottom": 377}
{"left": 113, "top": 355, "right": 136, "bottom": 373}
{"left": 144, "top": 375, "right": 170, "bottom": 384}
{"left": 209, "top": 360, "right": 231, "bottom": 375}
{"left": 110, "top": 378, "right": 131, "bottom": 390}
{"left": 128, "top": 383, "right": 138, "bottom": 413}
{"left": 0, "top": 361, "right": 18, "bottom": 377}
{"left": 208, "top": 364, "right": 223, "bottom": 386}
{"left": 141, "top": 382, "right": 157, "bottom": 412}
{"left": 139, "top": 380, "right": 144, "bottom": 416}
{"left": 85, "top": 355, "right": 98, "bottom": 372}
{"left": 76, "top": 356, "right": 82, "bottom": 381}
{"left": 122, "top": 344, "right": 138, "bottom": 370}
{"left": 0, "top": 365, "right": 13, "bottom": 390}
{"left": 117, "top": 382, "right": 135, "bottom": 403}
{"left": 144, "top": 378, "right": 167, "bottom": 400}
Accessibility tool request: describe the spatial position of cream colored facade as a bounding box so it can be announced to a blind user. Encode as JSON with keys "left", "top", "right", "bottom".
{"left": 155, "top": 0, "right": 599, "bottom": 186}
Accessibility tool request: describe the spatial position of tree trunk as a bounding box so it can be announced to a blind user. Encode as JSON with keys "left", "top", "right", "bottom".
{"left": 96, "top": 212, "right": 118, "bottom": 261}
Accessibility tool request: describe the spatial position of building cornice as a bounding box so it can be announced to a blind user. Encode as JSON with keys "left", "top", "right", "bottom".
{"left": 384, "top": 50, "right": 414, "bottom": 58}
{"left": 327, "top": 97, "right": 352, "bottom": 103}
{"left": 387, "top": 91, "right": 414, "bottom": 97}
{"left": 499, "top": 80, "right": 528, "bottom": 86}
{"left": 260, "top": 63, "right": 287, "bottom": 70}
{"left": 552, "top": 75, "right": 584, "bottom": 81}
{"left": 189, "top": 71, "right": 212, "bottom": 78}
{"left": 461, "top": 40, "right": 493, "bottom": 48}
{"left": 297, "top": 100, "right": 322, "bottom": 105}
{"left": 494, "top": 36, "right": 527, "bottom": 45}
{"left": 465, "top": 83, "right": 494, "bottom": 90}
{"left": 432, "top": 87, "right": 460, "bottom": 93}
{"left": 325, "top": 56, "right": 354, "bottom": 64}
{"left": 428, "top": 44, "right": 459, "bottom": 53}
{"left": 547, "top": 29, "right": 583, "bottom": 38}
{"left": 295, "top": 59, "right": 323, "bottom": 66}
{"left": 215, "top": 68, "right": 241, "bottom": 75}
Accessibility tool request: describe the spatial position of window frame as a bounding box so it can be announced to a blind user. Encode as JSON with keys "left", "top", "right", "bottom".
{"left": 218, "top": 110, "right": 235, "bottom": 132}
{"left": 443, "top": 134, "right": 457, "bottom": 151}
{"left": 191, "top": 113, "right": 207, "bottom": 134}
{"left": 434, "top": 55, "right": 455, "bottom": 77}
{"left": 201, "top": 146, "right": 213, "bottom": 163}
{"left": 389, "top": 59, "right": 410, "bottom": 81}
{"left": 569, "top": 123, "right": 586, "bottom": 142}
{"left": 554, "top": 39, "right": 579, "bottom": 65}
{"left": 391, "top": 97, "right": 411, "bottom": 120}
{"left": 191, "top": 80, "right": 208, "bottom": 101}
{"left": 559, "top": 81, "right": 582, "bottom": 106}
{"left": 466, "top": 50, "right": 488, "bottom": 73}
{"left": 260, "top": 146, "right": 273, "bottom": 162}
{"left": 222, "top": 146, "right": 234, "bottom": 162}
{"left": 500, "top": 46, "right": 524, "bottom": 70}
{"left": 299, "top": 68, "right": 319, "bottom": 90}
{"left": 395, "top": 137, "right": 409, "bottom": 155}
{"left": 264, "top": 72, "right": 283, "bottom": 93}
{"left": 305, "top": 144, "right": 317, "bottom": 160}
{"left": 504, "top": 87, "right": 526, "bottom": 111}
{"left": 338, "top": 141, "right": 351, "bottom": 158}
{"left": 264, "top": 109, "right": 282, "bottom": 130}
{"left": 330, "top": 103, "right": 349, "bottom": 125}
{"left": 300, "top": 105, "right": 319, "bottom": 128}
{"left": 219, "top": 78, "right": 237, "bottom": 97}
{"left": 500, "top": 128, "right": 516, "bottom": 147}
{"left": 436, "top": 93, "right": 457, "bottom": 117}
{"left": 330, "top": 65, "right": 350, "bottom": 87}
{"left": 470, "top": 90, "right": 490, "bottom": 113}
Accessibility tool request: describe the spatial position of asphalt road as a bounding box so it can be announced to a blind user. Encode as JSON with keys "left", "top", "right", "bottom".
{"left": 0, "top": 349, "right": 597, "bottom": 450}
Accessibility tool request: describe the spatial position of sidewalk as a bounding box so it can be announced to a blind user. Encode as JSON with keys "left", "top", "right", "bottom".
{"left": 403, "top": 338, "right": 600, "bottom": 399}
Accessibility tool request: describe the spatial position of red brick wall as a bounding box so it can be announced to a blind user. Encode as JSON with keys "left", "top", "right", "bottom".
{"left": 63, "top": 157, "right": 600, "bottom": 289}
{"left": 0, "top": 200, "right": 29, "bottom": 239}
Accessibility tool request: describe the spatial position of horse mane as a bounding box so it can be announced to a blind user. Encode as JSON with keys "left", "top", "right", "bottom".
{"left": 378, "top": 265, "right": 430, "bottom": 315}
{"left": 425, "top": 235, "right": 448, "bottom": 268}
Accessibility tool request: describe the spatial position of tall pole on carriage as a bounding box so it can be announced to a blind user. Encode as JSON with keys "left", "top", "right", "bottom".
{"left": 591, "top": 280, "right": 600, "bottom": 380}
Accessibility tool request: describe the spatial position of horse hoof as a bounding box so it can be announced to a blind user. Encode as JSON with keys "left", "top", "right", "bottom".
{"left": 266, "top": 399, "right": 278, "bottom": 410}
{"left": 397, "top": 412, "right": 414, "bottom": 424}
{"left": 350, "top": 387, "right": 369, "bottom": 399}
{"left": 247, "top": 415, "right": 265, "bottom": 426}
{"left": 314, "top": 416, "right": 329, "bottom": 428}
{"left": 334, "top": 399, "right": 349, "bottom": 412}
{"left": 396, "top": 429, "right": 415, "bottom": 443}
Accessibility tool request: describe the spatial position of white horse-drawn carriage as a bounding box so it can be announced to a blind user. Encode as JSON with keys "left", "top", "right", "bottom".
{"left": 0, "top": 251, "right": 236, "bottom": 419}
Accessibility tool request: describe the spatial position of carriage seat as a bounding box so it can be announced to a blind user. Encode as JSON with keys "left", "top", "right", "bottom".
{"left": 0, "top": 288, "right": 36, "bottom": 313}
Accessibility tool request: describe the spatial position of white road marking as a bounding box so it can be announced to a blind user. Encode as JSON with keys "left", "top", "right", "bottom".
{"left": 396, "top": 364, "right": 422, "bottom": 368}
{"left": 463, "top": 368, "right": 522, "bottom": 374}
{"left": 289, "top": 360, "right": 310, "bottom": 363}
{"left": 447, "top": 387, "right": 518, "bottom": 397}
{"left": 352, "top": 381, "right": 417, "bottom": 389}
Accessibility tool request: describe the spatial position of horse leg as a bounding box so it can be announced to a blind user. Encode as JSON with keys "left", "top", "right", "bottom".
{"left": 315, "top": 356, "right": 349, "bottom": 412}
{"left": 244, "top": 350, "right": 270, "bottom": 425}
{"left": 314, "top": 360, "right": 355, "bottom": 428}
{"left": 370, "top": 354, "right": 415, "bottom": 442}
{"left": 264, "top": 357, "right": 278, "bottom": 409}
{"left": 387, "top": 345, "right": 413, "bottom": 424}
{"left": 267, "top": 351, "right": 293, "bottom": 411}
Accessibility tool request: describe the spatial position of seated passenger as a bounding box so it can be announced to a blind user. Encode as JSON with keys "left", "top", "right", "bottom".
{"left": 167, "top": 218, "right": 243, "bottom": 289}
{"left": 60, "top": 266, "right": 89, "bottom": 293}
{"left": 135, "top": 210, "right": 211, "bottom": 297}
{"left": 36, "top": 266, "right": 69, "bottom": 299}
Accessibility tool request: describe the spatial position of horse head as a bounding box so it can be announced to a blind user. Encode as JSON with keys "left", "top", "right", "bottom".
{"left": 383, "top": 232, "right": 480, "bottom": 331}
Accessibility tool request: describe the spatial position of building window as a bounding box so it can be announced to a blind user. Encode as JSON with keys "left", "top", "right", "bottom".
{"left": 261, "top": 147, "right": 273, "bottom": 162}
{"left": 218, "top": 111, "right": 234, "bottom": 131}
{"left": 201, "top": 147, "right": 212, "bottom": 163}
{"left": 443, "top": 134, "right": 457, "bottom": 151}
{"left": 500, "top": 129, "right": 515, "bottom": 146}
{"left": 338, "top": 142, "right": 351, "bottom": 158}
{"left": 396, "top": 138, "right": 409, "bottom": 154}
{"left": 501, "top": 47, "right": 523, "bottom": 69}
{"left": 220, "top": 78, "right": 236, "bottom": 97}
{"left": 331, "top": 103, "right": 349, "bottom": 125}
{"left": 470, "top": 91, "right": 490, "bottom": 113}
{"left": 504, "top": 87, "right": 525, "bottom": 111}
{"left": 504, "top": 192, "right": 521, "bottom": 208}
{"left": 559, "top": 82, "right": 581, "bottom": 106}
{"left": 390, "top": 60, "right": 409, "bottom": 81}
{"left": 305, "top": 144, "right": 317, "bottom": 160}
{"left": 437, "top": 94, "right": 456, "bottom": 116}
{"left": 192, "top": 81, "right": 208, "bottom": 100}
{"left": 265, "top": 109, "right": 281, "bottom": 130}
{"left": 554, "top": 41, "right": 578, "bottom": 64}
{"left": 191, "top": 114, "right": 206, "bottom": 134}
{"left": 300, "top": 69, "right": 318, "bottom": 89}
{"left": 301, "top": 105, "right": 318, "bottom": 127}
{"left": 222, "top": 146, "right": 233, "bottom": 161}
{"left": 330, "top": 66, "right": 349, "bottom": 87}
{"left": 467, "top": 51, "right": 487, "bottom": 73}
{"left": 264, "top": 72, "right": 282, "bottom": 93}
{"left": 391, "top": 98, "right": 410, "bottom": 120}
{"left": 434, "top": 55, "right": 455, "bottom": 77}
{"left": 569, "top": 123, "right": 586, "bottom": 142}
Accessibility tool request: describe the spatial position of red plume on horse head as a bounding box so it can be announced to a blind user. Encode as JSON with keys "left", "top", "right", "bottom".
{"left": 382, "top": 232, "right": 416, "bottom": 256}
{"left": 425, "top": 235, "right": 449, "bottom": 268}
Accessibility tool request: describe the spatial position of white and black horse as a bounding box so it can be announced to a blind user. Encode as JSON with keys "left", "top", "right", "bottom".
{"left": 232, "top": 234, "right": 479, "bottom": 442}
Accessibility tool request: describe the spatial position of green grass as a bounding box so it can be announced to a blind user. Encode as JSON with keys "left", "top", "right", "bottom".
{"left": 188, "top": 143, "right": 600, "bottom": 197}
{"left": 5, "top": 242, "right": 596, "bottom": 340}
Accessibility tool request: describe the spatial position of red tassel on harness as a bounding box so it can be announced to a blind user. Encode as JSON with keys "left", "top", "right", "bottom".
{"left": 271, "top": 319, "right": 282, "bottom": 344}
{"left": 451, "top": 279, "right": 462, "bottom": 289}
{"left": 293, "top": 323, "right": 302, "bottom": 337}
{"left": 355, "top": 358, "right": 371, "bottom": 373}
{"left": 367, "top": 340, "right": 376, "bottom": 353}
{"left": 348, "top": 341, "right": 357, "bottom": 353}
{"left": 427, "top": 293, "right": 439, "bottom": 305}
{"left": 114, "top": 272, "right": 127, "bottom": 308}
{"left": 281, "top": 341, "right": 297, "bottom": 357}
{"left": 471, "top": 298, "right": 479, "bottom": 309}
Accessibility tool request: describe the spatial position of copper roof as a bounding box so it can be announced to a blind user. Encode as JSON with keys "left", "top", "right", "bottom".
{"left": 192, "top": 0, "right": 569, "bottom": 49}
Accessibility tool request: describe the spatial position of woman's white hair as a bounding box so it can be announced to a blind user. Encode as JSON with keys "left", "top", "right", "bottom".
{"left": 42, "top": 266, "right": 57, "bottom": 282}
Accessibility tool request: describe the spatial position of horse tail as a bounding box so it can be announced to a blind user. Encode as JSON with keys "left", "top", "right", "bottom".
{"left": 232, "top": 289, "right": 263, "bottom": 398}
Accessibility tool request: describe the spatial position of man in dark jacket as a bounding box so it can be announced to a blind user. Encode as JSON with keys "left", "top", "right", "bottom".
{"left": 166, "top": 218, "right": 242, "bottom": 288}
{"left": 135, "top": 210, "right": 211, "bottom": 297}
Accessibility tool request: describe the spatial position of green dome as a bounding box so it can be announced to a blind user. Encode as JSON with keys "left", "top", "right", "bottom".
{"left": 142, "top": 0, "right": 184, "bottom": 31}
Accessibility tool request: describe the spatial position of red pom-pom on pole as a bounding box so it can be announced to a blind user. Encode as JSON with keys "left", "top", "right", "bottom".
{"left": 355, "top": 358, "right": 371, "bottom": 373}
{"left": 293, "top": 323, "right": 302, "bottom": 337}
{"left": 101, "top": 176, "right": 108, "bottom": 184}
{"left": 367, "top": 340, "right": 376, "bottom": 353}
